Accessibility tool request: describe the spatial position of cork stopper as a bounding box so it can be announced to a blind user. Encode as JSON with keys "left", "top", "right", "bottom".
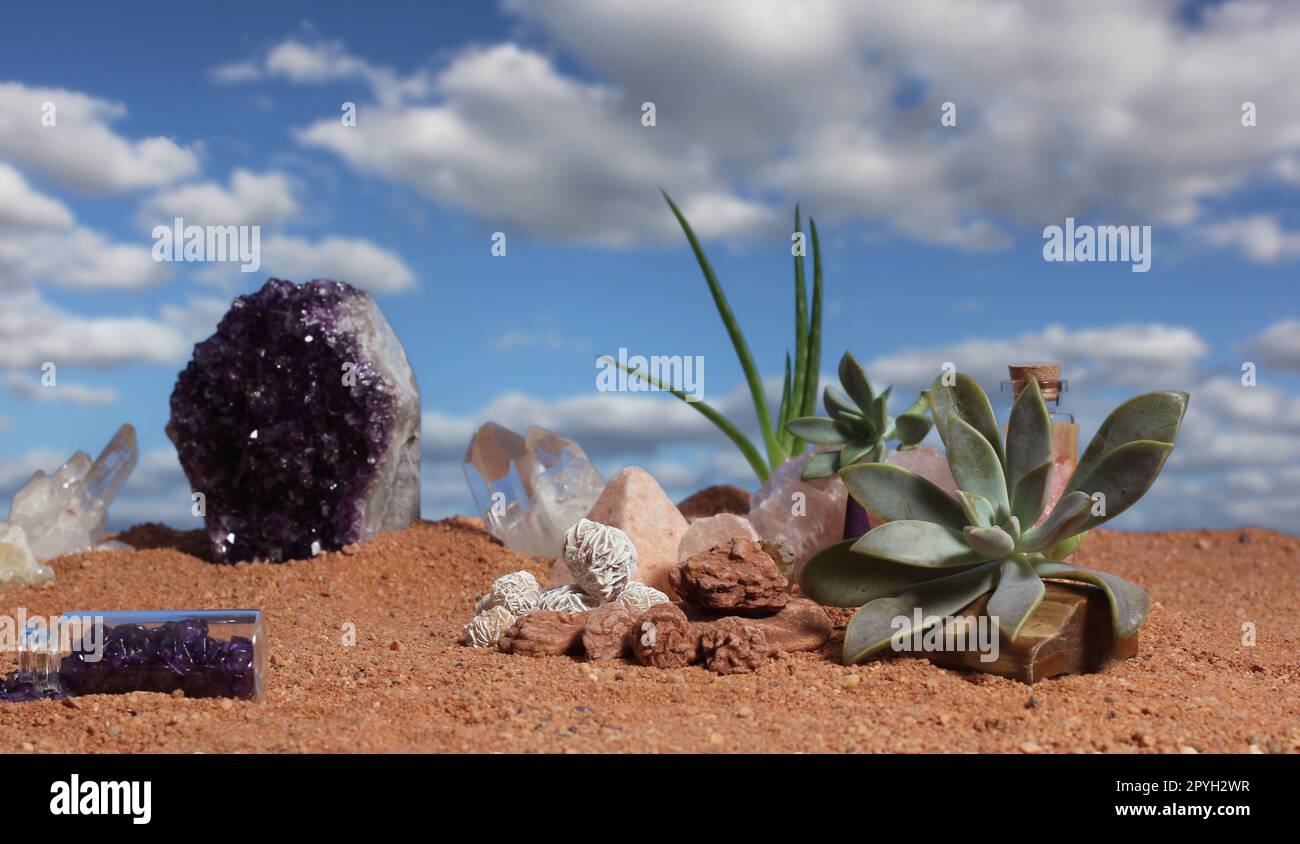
{"left": 1009, "top": 363, "right": 1062, "bottom": 402}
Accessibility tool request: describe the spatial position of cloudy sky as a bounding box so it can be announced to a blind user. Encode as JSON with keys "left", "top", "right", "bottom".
{"left": 2, "top": 0, "right": 1299, "bottom": 534}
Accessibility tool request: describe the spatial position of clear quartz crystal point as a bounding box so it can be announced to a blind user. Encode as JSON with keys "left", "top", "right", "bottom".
{"left": 8, "top": 424, "right": 138, "bottom": 561}
{"left": 463, "top": 423, "right": 605, "bottom": 557}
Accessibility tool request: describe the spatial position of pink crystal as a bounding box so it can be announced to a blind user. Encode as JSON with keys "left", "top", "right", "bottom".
{"left": 885, "top": 446, "right": 958, "bottom": 498}
{"left": 747, "top": 452, "right": 847, "bottom": 579}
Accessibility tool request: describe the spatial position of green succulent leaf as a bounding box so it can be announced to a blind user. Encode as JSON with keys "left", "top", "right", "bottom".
{"left": 962, "top": 525, "right": 1015, "bottom": 559}
{"left": 902, "top": 390, "right": 931, "bottom": 417}
{"left": 842, "top": 562, "right": 999, "bottom": 664}
{"left": 1019, "top": 490, "right": 1094, "bottom": 553}
{"left": 930, "top": 372, "right": 1007, "bottom": 470}
{"left": 871, "top": 386, "right": 891, "bottom": 433}
{"left": 1010, "top": 459, "right": 1054, "bottom": 527}
{"left": 839, "top": 438, "right": 878, "bottom": 467}
{"left": 1034, "top": 561, "right": 1150, "bottom": 638}
{"left": 800, "top": 450, "right": 840, "bottom": 480}
{"left": 1045, "top": 530, "right": 1087, "bottom": 560}
{"left": 955, "top": 490, "right": 995, "bottom": 528}
{"left": 1067, "top": 440, "right": 1175, "bottom": 532}
{"left": 800, "top": 540, "right": 982, "bottom": 608}
{"left": 1071, "top": 391, "right": 1189, "bottom": 493}
{"left": 893, "top": 412, "right": 933, "bottom": 446}
{"left": 942, "top": 415, "right": 1010, "bottom": 514}
{"left": 838, "top": 352, "right": 875, "bottom": 412}
{"left": 1006, "top": 378, "right": 1053, "bottom": 489}
{"left": 824, "top": 385, "right": 859, "bottom": 418}
{"left": 785, "top": 416, "right": 847, "bottom": 445}
{"left": 987, "top": 558, "right": 1045, "bottom": 641}
{"left": 840, "top": 463, "right": 968, "bottom": 529}
{"left": 851, "top": 520, "right": 990, "bottom": 568}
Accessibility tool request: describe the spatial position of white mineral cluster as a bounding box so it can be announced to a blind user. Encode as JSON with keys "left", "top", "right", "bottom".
{"left": 462, "top": 517, "right": 669, "bottom": 649}
{"left": 464, "top": 605, "right": 517, "bottom": 648}
{"left": 562, "top": 518, "right": 636, "bottom": 602}
{"left": 7, "top": 423, "right": 138, "bottom": 562}
{"left": 0, "top": 523, "right": 54, "bottom": 587}
{"left": 474, "top": 570, "right": 541, "bottom": 617}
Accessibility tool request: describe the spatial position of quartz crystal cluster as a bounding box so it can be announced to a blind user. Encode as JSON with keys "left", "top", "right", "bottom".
{"left": 463, "top": 423, "right": 605, "bottom": 557}
{"left": 168, "top": 279, "right": 420, "bottom": 563}
{"left": 4, "top": 424, "right": 138, "bottom": 565}
{"left": 462, "top": 518, "right": 668, "bottom": 648}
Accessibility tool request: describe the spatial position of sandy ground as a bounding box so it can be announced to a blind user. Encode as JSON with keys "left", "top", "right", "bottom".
{"left": 1, "top": 518, "right": 1296, "bottom": 754}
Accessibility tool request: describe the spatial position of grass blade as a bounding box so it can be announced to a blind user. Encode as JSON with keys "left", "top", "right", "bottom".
{"left": 662, "top": 191, "right": 784, "bottom": 468}
{"left": 799, "top": 217, "right": 824, "bottom": 418}
{"left": 790, "top": 205, "right": 808, "bottom": 439}
{"left": 614, "top": 360, "right": 770, "bottom": 481}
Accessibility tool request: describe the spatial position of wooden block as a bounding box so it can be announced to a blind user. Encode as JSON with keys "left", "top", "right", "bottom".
{"left": 922, "top": 581, "right": 1138, "bottom": 684}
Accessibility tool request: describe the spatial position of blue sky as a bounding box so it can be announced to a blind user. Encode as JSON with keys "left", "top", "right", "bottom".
{"left": 2, "top": 0, "right": 1299, "bottom": 533}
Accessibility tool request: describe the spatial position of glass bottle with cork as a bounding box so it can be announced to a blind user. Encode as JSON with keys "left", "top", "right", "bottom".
{"left": 1002, "top": 363, "right": 1077, "bottom": 523}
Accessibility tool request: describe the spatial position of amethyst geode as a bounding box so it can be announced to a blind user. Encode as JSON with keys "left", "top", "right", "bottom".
{"left": 168, "top": 278, "right": 420, "bottom": 563}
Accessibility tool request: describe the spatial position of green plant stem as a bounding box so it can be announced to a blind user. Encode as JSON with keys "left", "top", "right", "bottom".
{"left": 662, "top": 190, "right": 785, "bottom": 469}
{"left": 790, "top": 205, "right": 808, "bottom": 456}
{"left": 613, "top": 360, "right": 771, "bottom": 481}
{"left": 800, "top": 217, "right": 823, "bottom": 419}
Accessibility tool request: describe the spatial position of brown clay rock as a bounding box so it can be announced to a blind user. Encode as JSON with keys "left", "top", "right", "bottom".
{"left": 499, "top": 611, "right": 588, "bottom": 657}
{"left": 581, "top": 603, "right": 638, "bottom": 661}
{"left": 670, "top": 537, "right": 790, "bottom": 612}
{"left": 629, "top": 603, "right": 699, "bottom": 668}
{"left": 700, "top": 617, "right": 771, "bottom": 674}
{"left": 750, "top": 598, "right": 833, "bottom": 653}
{"left": 676, "top": 484, "right": 751, "bottom": 521}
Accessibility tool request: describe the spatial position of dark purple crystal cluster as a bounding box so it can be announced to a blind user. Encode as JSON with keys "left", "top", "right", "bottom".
{"left": 58, "top": 619, "right": 257, "bottom": 700}
{"left": 168, "top": 278, "right": 420, "bottom": 563}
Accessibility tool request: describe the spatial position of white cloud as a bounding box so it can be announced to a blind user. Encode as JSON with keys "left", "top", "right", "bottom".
{"left": 294, "top": 43, "right": 777, "bottom": 245}
{"left": 0, "top": 225, "right": 172, "bottom": 290}
{"left": 0, "top": 164, "right": 73, "bottom": 229}
{"left": 494, "top": 329, "right": 591, "bottom": 354}
{"left": 1202, "top": 215, "right": 1300, "bottom": 262}
{"left": 0, "top": 82, "right": 199, "bottom": 192}
{"left": 6, "top": 376, "right": 118, "bottom": 405}
{"left": 140, "top": 169, "right": 300, "bottom": 227}
{"left": 1250, "top": 319, "right": 1300, "bottom": 372}
{"left": 211, "top": 39, "right": 432, "bottom": 106}
{"left": 255, "top": 235, "right": 416, "bottom": 293}
{"left": 0, "top": 289, "right": 194, "bottom": 371}
{"left": 268, "top": 2, "right": 1300, "bottom": 249}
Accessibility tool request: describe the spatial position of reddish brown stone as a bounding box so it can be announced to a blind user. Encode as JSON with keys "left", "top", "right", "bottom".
{"left": 670, "top": 537, "right": 790, "bottom": 612}
{"left": 581, "top": 603, "right": 638, "bottom": 661}
{"left": 676, "top": 484, "right": 751, "bottom": 521}
{"left": 629, "top": 603, "right": 699, "bottom": 668}
{"left": 499, "top": 611, "right": 588, "bottom": 657}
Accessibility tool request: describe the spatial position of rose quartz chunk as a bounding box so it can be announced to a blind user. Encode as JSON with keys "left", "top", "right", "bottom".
{"left": 885, "top": 446, "right": 958, "bottom": 498}
{"left": 747, "top": 452, "right": 847, "bottom": 579}
{"left": 676, "top": 513, "right": 759, "bottom": 563}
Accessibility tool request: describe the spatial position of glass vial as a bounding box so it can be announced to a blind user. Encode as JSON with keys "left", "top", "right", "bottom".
{"left": 1001, "top": 363, "right": 1077, "bottom": 522}
{"left": 18, "top": 610, "right": 266, "bottom": 701}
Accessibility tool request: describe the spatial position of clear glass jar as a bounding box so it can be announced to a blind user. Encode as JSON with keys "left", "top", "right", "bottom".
{"left": 17, "top": 609, "right": 266, "bottom": 701}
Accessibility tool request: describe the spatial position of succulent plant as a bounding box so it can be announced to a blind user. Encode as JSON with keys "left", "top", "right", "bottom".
{"left": 784, "top": 352, "right": 933, "bottom": 480}
{"left": 615, "top": 192, "right": 823, "bottom": 482}
{"left": 800, "top": 372, "right": 1188, "bottom": 665}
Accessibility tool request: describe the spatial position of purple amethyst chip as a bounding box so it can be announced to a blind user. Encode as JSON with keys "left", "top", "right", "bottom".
{"left": 168, "top": 278, "right": 420, "bottom": 563}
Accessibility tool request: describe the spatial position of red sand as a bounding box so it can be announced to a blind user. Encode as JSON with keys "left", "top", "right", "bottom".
{"left": 1, "top": 520, "right": 1296, "bottom": 753}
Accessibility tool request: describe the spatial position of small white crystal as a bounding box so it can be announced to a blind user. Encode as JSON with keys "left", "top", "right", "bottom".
{"left": 615, "top": 580, "right": 670, "bottom": 613}
{"left": 8, "top": 424, "right": 138, "bottom": 561}
{"left": 562, "top": 518, "right": 637, "bottom": 602}
{"left": 464, "top": 605, "right": 517, "bottom": 648}
{"left": 537, "top": 584, "right": 595, "bottom": 613}
{"left": 475, "top": 570, "right": 542, "bottom": 616}
{"left": 0, "top": 523, "right": 54, "bottom": 587}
